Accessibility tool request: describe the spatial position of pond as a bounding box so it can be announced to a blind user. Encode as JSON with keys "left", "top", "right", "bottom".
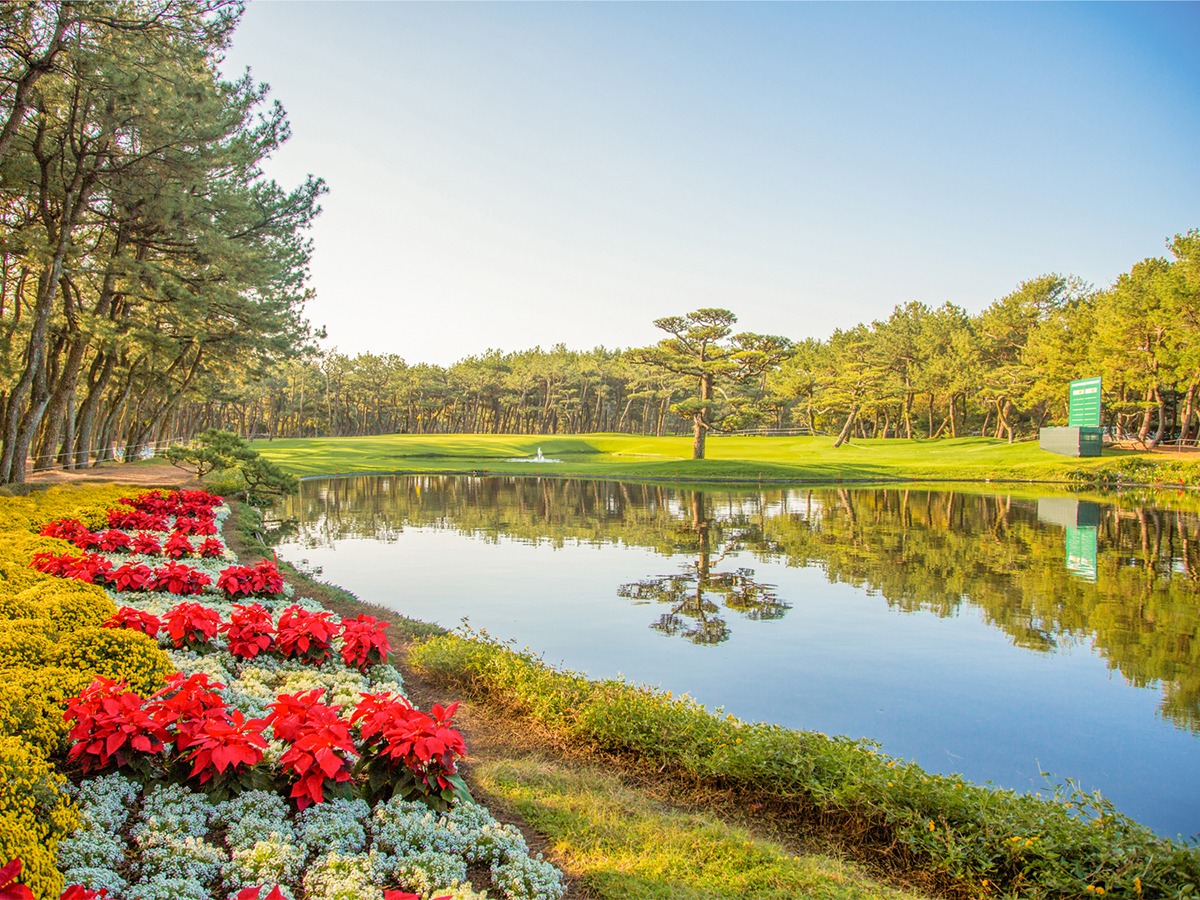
{"left": 270, "top": 475, "right": 1200, "bottom": 838}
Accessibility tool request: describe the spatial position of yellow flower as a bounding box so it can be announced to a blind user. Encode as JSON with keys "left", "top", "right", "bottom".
{"left": 1134, "top": 877, "right": 1142, "bottom": 894}
{"left": 927, "top": 820, "right": 935, "bottom": 832}
{"left": 887, "top": 781, "right": 893, "bottom": 788}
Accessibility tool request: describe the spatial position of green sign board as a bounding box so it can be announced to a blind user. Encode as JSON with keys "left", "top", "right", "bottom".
{"left": 1068, "top": 377, "right": 1102, "bottom": 427}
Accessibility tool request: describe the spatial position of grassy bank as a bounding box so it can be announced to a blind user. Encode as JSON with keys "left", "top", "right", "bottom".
{"left": 251, "top": 434, "right": 1200, "bottom": 487}
{"left": 408, "top": 631, "right": 1200, "bottom": 900}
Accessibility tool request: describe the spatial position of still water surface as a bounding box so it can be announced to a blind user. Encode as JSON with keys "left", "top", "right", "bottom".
{"left": 271, "top": 476, "right": 1200, "bottom": 838}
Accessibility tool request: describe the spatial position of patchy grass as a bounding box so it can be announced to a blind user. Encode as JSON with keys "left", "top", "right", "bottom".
{"left": 477, "top": 755, "right": 930, "bottom": 900}
{"left": 251, "top": 433, "right": 1200, "bottom": 487}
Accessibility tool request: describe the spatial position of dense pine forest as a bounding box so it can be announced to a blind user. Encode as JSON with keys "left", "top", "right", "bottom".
{"left": 2, "top": 3, "right": 1198, "bottom": 485}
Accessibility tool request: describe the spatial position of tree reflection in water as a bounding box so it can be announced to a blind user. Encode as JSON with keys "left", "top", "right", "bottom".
{"left": 618, "top": 492, "right": 789, "bottom": 645}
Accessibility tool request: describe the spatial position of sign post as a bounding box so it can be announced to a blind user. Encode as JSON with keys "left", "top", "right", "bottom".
{"left": 1040, "top": 377, "right": 1103, "bottom": 457}
{"left": 1068, "top": 377, "right": 1102, "bottom": 427}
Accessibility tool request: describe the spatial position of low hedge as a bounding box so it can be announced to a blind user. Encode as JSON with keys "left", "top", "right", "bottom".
{"left": 0, "top": 736, "right": 78, "bottom": 899}
{"left": 410, "top": 631, "right": 1200, "bottom": 899}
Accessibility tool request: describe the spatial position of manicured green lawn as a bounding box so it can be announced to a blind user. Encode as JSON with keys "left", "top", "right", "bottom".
{"left": 251, "top": 433, "right": 1191, "bottom": 485}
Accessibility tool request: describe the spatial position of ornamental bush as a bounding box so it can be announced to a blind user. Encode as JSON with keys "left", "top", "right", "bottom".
{"left": 53, "top": 627, "right": 174, "bottom": 697}
{"left": 0, "top": 737, "right": 79, "bottom": 900}
{"left": 300, "top": 852, "right": 379, "bottom": 900}
{"left": 0, "top": 534, "right": 75, "bottom": 593}
{"left": 16, "top": 581, "right": 116, "bottom": 632}
{"left": 0, "top": 624, "right": 54, "bottom": 669}
{"left": 0, "top": 593, "right": 37, "bottom": 619}
{"left": 0, "top": 666, "right": 94, "bottom": 756}
{"left": 226, "top": 837, "right": 308, "bottom": 893}
{"left": 0, "top": 810, "right": 61, "bottom": 900}
{"left": 0, "top": 484, "right": 132, "bottom": 534}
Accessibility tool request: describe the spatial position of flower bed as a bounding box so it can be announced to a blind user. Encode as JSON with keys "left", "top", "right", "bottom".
{"left": 0, "top": 486, "right": 564, "bottom": 900}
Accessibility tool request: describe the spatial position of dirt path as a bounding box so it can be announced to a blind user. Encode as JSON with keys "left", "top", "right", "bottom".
{"left": 23, "top": 459, "right": 202, "bottom": 489}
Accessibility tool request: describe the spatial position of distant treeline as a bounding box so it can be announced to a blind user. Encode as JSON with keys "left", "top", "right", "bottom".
{"left": 187, "top": 232, "right": 1199, "bottom": 446}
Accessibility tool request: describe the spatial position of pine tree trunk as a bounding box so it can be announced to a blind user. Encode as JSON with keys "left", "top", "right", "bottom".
{"left": 833, "top": 403, "right": 858, "bottom": 448}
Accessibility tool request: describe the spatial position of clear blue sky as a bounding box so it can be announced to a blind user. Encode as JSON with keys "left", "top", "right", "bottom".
{"left": 223, "top": 1, "right": 1200, "bottom": 366}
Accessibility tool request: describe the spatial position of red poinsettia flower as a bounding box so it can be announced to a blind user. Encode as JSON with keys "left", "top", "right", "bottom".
{"left": 146, "top": 672, "right": 227, "bottom": 738}
{"left": 173, "top": 515, "right": 217, "bottom": 536}
{"left": 108, "top": 562, "right": 155, "bottom": 592}
{"left": 162, "top": 601, "right": 221, "bottom": 649}
{"left": 217, "top": 559, "right": 285, "bottom": 599}
{"left": 162, "top": 531, "right": 195, "bottom": 560}
{"left": 354, "top": 694, "right": 466, "bottom": 795}
{"left": 102, "top": 606, "right": 162, "bottom": 638}
{"left": 64, "top": 677, "right": 167, "bottom": 773}
{"left": 39, "top": 518, "right": 90, "bottom": 543}
{"left": 59, "top": 885, "right": 109, "bottom": 899}
{"left": 349, "top": 692, "right": 412, "bottom": 748}
{"left": 29, "top": 551, "right": 72, "bottom": 577}
{"left": 152, "top": 561, "right": 211, "bottom": 596}
{"left": 31, "top": 551, "right": 113, "bottom": 584}
{"left": 0, "top": 859, "right": 32, "bottom": 900}
{"left": 275, "top": 605, "right": 338, "bottom": 665}
{"left": 262, "top": 688, "right": 328, "bottom": 743}
{"left": 125, "top": 489, "right": 171, "bottom": 514}
{"left": 178, "top": 488, "right": 222, "bottom": 509}
{"left": 234, "top": 887, "right": 287, "bottom": 900}
{"left": 178, "top": 708, "right": 267, "bottom": 783}
{"left": 131, "top": 531, "right": 163, "bottom": 555}
{"left": 95, "top": 529, "right": 133, "bottom": 552}
{"left": 266, "top": 691, "right": 356, "bottom": 810}
{"left": 108, "top": 508, "right": 169, "bottom": 531}
{"left": 223, "top": 604, "right": 276, "bottom": 660}
{"left": 197, "top": 537, "right": 225, "bottom": 558}
{"left": 339, "top": 615, "right": 392, "bottom": 671}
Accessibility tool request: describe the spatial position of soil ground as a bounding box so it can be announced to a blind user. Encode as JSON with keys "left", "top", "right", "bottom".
{"left": 24, "top": 458, "right": 201, "bottom": 489}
